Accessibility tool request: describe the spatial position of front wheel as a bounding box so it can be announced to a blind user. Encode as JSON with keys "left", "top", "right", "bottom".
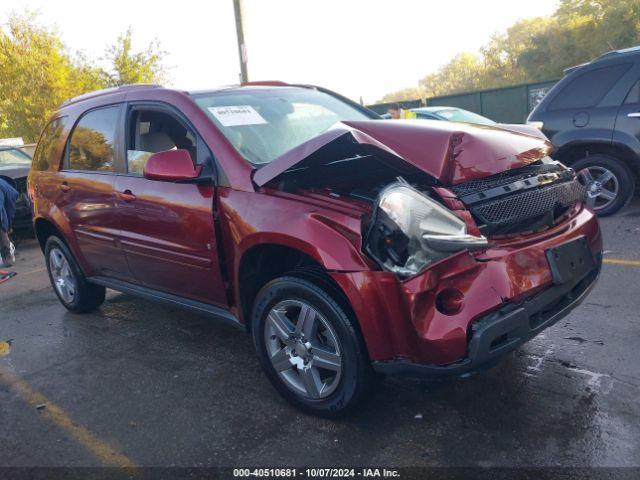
{"left": 45, "top": 236, "right": 105, "bottom": 313}
{"left": 573, "top": 154, "right": 635, "bottom": 216}
{"left": 251, "top": 276, "right": 372, "bottom": 417}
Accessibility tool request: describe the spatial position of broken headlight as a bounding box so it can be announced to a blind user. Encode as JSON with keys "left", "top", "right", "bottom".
{"left": 365, "top": 182, "right": 488, "bottom": 277}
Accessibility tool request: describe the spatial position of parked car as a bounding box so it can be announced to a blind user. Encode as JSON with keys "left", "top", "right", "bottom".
{"left": 0, "top": 146, "right": 33, "bottom": 233}
{"left": 528, "top": 45, "right": 640, "bottom": 216}
{"left": 380, "top": 107, "right": 494, "bottom": 125}
{"left": 29, "top": 83, "right": 602, "bottom": 416}
{"left": 411, "top": 106, "right": 496, "bottom": 125}
{"left": 382, "top": 106, "right": 547, "bottom": 139}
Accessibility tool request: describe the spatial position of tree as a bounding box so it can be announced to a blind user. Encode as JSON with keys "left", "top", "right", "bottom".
{"left": 379, "top": 86, "right": 426, "bottom": 103}
{"left": 379, "top": 0, "right": 640, "bottom": 103}
{"left": 0, "top": 13, "right": 168, "bottom": 142}
{"left": 419, "top": 52, "right": 486, "bottom": 97}
{"left": 0, "top": 13, "right": 105, "bottom": 142}
{"left": 103, "top": 28, "right": 167, "bottom": 86}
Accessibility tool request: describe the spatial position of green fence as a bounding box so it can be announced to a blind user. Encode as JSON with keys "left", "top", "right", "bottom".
{"left": 368, "top": 80, "right": 558, "bottom": 123}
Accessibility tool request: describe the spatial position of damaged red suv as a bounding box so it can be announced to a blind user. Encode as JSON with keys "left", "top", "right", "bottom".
{"left": 29, "top": 82, "right": 602, "bottom": 416}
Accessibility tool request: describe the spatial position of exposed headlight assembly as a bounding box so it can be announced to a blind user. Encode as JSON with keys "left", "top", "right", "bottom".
{"left": 365, "top": 181, "right": 488, "bottom": 277}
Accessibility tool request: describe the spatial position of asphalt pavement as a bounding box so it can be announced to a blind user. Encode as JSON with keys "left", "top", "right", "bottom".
{"left": 1, "top": 201, "right": 639, "bottom": 469}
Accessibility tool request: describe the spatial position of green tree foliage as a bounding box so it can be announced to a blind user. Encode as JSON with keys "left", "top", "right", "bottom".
{"left": 380, "top": 0, "right": 640, "bottom": 102}
{"left": 0, "top": 13, "right": 104, "bottom": 142}
{"left": 0, "top": 13, "right": 166, "bottom": 142}
{"left": 379, "top": 86, "right": 426, "bottom": 103}
{"left": 103, "top": 27, "right": 167, "bottom": 86}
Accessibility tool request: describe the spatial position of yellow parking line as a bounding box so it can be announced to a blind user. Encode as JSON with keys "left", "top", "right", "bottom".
{"left": 603, "top": 258, "right": 640, "bottom": 267}
{"left": 0, "top": 367, "right": 135, "bottom": 468}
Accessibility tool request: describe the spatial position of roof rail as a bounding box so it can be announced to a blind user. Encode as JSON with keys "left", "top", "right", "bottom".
{"left": 62, "top": 84, "right": 162, "bottom": 106}
{"left": 563, "top": 62, "right": 589, "bottom": 75}
{"left": 563, "top": 45, "right": 640, "bottom": 75}
{"left": 240, "top": 80, "right": 291, "bottom": 87}
{"left": 596, "top": 45, "right": 640, "bottom": 60}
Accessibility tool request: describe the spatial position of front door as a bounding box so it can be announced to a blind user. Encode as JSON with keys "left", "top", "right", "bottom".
{"left": 114, "top": 104, "right": 227, "bottom": 306}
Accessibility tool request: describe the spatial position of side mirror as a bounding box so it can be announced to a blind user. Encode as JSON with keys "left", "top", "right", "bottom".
{"left": 143, "top": 149, "right": 200, "bottom": 182}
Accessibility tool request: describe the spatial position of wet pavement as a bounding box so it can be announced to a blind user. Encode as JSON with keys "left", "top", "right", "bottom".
{"left": 1, "top": 201, "right": 639, "bottom": 468}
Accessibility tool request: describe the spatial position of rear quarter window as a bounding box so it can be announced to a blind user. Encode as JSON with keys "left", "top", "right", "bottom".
{"left": 32, "top": 117, "right": 69, "bottom": 171}
{"left": 548, "top": 63, "right": 632, "bottom": 111}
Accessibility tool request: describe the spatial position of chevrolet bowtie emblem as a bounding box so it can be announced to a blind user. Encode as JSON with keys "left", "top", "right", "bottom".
{"left": 537, "top": 173, "right": 560, "bottom": 185}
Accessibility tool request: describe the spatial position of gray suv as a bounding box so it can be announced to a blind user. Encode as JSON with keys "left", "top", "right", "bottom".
{"left": 528, "top": 46, "right": 640, "bottom": 216}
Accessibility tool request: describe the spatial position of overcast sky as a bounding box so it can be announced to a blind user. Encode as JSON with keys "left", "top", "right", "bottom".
{"left": 5, "top": 0, "right": 558, "bottom": 103}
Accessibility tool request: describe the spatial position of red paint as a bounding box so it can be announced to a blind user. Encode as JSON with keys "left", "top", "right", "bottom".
{"left": 29, "top": 84, "right": 601, "bottom": 370}
{"left": 143, "top": 149, "right": 199, "bottom": 181}
{"left": 254, "top": 120, "right": 553, "bottom": 187}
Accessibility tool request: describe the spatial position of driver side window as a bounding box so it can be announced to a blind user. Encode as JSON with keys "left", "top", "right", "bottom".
{"left": 127, "top": 108, "right": 197, "bottom": 175}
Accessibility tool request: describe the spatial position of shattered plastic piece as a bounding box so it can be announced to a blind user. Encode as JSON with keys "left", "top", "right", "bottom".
{"left": 0, "top": 340, "right": 11, "bottom": 356}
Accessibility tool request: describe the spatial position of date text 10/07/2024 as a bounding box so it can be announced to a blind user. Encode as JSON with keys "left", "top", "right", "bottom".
{"left": 232, "top": 468, "right": 401, "bottom": 478}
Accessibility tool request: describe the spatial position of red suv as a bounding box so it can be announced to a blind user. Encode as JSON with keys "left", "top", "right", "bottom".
{"left": 29, "top": 83, "right": 602, "bottom": 416}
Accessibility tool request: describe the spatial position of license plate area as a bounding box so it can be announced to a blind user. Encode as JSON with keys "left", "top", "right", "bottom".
{"left": 545, "top": 236, "right": 595, "bottom": 285}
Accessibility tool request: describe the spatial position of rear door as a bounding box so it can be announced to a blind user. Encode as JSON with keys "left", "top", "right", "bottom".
{"left": 58, "top": 104, "right": 132, "bottom": 280}
{"left": 614, "top": 78, "right": 640, "bottom": 155}
{"left": 113, "top": 103, "right": 227, "bottom": 306}
{"left": 541, "top": 63, "right": 633, "bottom": 141}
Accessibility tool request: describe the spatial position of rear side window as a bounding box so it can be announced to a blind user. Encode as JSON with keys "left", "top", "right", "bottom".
{"left": 548, "top": 63, "right": 631, "bottom": 110}
{"left": 68, "top": 106, "right": 119, "bottom": 172}
{"left": 624, "top": 80, "right": 640, "bottom": 104}
{"left": 33, "top": 117, "right": 68, "bottom": 171}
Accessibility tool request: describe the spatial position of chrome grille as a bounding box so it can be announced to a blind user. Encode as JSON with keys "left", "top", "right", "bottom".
{"left": 452, "top": 161, "right": 565, "bottom": 197}
{"left": 471, "top": 180, "right": 585, "bottom": 228}
{"left": 452, "top": 162, "right": 585, "bottom": 235}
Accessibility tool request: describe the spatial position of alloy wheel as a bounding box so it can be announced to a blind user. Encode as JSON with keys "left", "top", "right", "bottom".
{"left": 264, "top": 299, "right": 343, "bottom": 399}
{"left": 49, "top": 247, "right": 77, "bottom": 304}
{"left": 579, "top": 166, "right": 619, "bottom": 211}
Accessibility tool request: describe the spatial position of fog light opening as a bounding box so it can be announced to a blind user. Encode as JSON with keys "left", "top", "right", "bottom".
{"left": 435, "top": 288, "right": 464, "bottom": 315}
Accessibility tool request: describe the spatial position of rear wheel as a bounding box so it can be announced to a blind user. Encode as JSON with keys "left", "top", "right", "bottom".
{"left": 573, "top": 154, "right": 635, "bottom": 216}
{"left": 251, "top": 276, "right": 372, "bottom": 417}
{"left": 45, "top": 236, "right": 105, "bottom": 313}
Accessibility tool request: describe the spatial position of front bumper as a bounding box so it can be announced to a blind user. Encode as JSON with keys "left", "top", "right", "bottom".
{"left": 372, "top": 254, "right": 601, "bottom": 377}
{"left": 11, "top": 195, "right": 33, "bottom": 232}
{"left": 330, "top": 205, "right": 602, "bottom": 373}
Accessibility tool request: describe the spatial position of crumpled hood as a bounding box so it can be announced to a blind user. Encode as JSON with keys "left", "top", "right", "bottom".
{"left": 253, "top": 119, "right": 552, "bottom": 187}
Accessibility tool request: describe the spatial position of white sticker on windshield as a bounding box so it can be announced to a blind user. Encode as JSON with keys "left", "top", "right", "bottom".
{"left": 208, "top": 105, "right": 267, "bottom": 127}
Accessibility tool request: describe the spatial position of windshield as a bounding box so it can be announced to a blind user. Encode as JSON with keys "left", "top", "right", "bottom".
{"left": 193, "top": 88, "right": 370, "bottom": 165}
{"left": 432, "top": 108, "right": 495, "bottom": 125}
{"left": 0, "top": 148, "right": 31, "bottom": 166}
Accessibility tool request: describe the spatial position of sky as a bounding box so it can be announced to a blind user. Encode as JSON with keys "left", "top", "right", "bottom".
{"left": 4, "top": 0, "right": 559, "bottom": 104}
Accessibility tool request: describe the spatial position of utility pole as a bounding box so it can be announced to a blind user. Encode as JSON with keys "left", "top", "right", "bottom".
{"left": 233, "top": 0, "right": 249, "bottom": 83}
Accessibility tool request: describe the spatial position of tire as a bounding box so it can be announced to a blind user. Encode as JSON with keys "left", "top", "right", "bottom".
{"left": 573, "top": 154, "right": 635, "bottom": 216}
{"left": 44, "top": 236, "right": 105, "bottom": 313}
{"left": 251, "top": 275, "right": 373, "bottom": 417}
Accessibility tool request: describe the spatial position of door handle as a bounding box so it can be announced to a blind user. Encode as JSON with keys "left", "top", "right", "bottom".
{"left": 118, "top": 190, "right": 136, "bottom": 202}
{"left": 60, "top": 182, "right": 71, "bottom": 193}
{"left": 627, "top": 112, "right": 640, "bottom": 118}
